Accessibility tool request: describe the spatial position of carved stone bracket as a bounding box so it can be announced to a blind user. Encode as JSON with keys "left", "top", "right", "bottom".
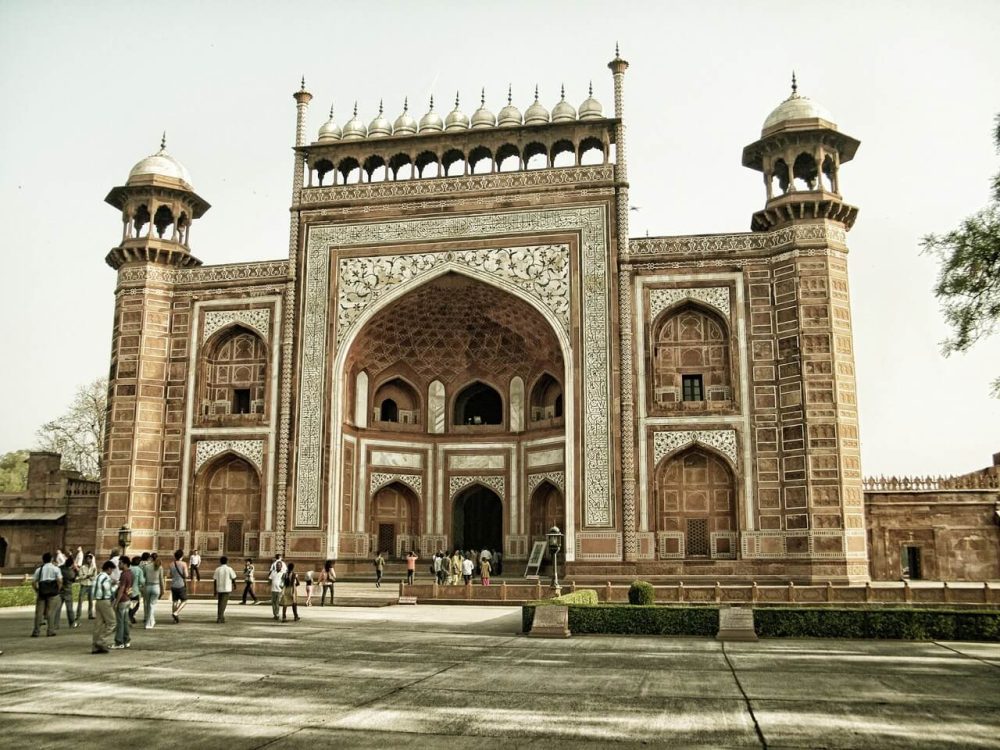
{"left": 526, "top": 471, "right": 566, "bottom": 496}
{"left": 649, "top": 287, "right": 730, "bottom": 322}
{"left": 194, "top": 439, "right": 265, "bottom": 474}
{"left": 652, "top": 430, "right": 738, "bottom": 468}
{"left": 449, "top": 474, "right": 506, "bottom": 500}
{"left": 203, "top": 308, "right": 272, "bottom": 341}
{"left": 369, "top": 472, "right": 423, "bottom": 497}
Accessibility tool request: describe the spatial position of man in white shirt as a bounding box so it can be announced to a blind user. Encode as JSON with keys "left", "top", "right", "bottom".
{"left": 189, "top": 549, "right": 203, "bottom": 582}
{"left": 212, "top": 556, "right": 238, "bottom": 624}
{"left": 461, "top": 556, "right": 474, "bottom": 585}
{"left": 31, "top": 552, "right": 63, "bottom": 637}
{"left": 267, "top": 560, "right": 285, "bottom": 621}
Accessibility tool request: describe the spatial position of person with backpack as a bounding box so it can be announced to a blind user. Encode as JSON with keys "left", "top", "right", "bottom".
{"left": 280, "top": 562, "right": 300, "bottom": 621}
{"left": 31, "top": 552, "right": 62, "bottom": 637}
{"left": 374, "top": 551, "right": 386, "bottom": 589}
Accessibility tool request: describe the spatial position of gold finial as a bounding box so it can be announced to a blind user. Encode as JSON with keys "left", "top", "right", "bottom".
{"left": 480, "top": 87, "right": 486, "bottom": 107}
{"left": 507, "top": 84, "right": 512, "bottom": 105}
{"left": 791, "top": 71, "right": 798, "bottom": 95}
{"left": 160, "top": 131, "right": 166, "bottom": 150}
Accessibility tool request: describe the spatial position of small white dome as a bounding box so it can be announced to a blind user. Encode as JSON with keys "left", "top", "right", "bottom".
{"left": 471, "top": 89, "right": 496, "bottom": 129}
{"left": 762, "top": 77, "right": 835, "bottom": 131}
{"left": 342, "top": 103, "right": 367, "bottom": 140}
{"left": 497, "top": 85, "right": 522, "bottom": 127}
{"left": 393, "top": 98, "right": 417, "bottom": 135}
{"left": 317, "top": 105, "right": 342, "bottom": 142}
{"left": 127, "top": 135, "right": 192, "bottom": 185}
{"left": 524, "top": 86, "right": 550, "bottom": 126}
{"left": 551, "top": 85, "right": 576, "bottom": 123}
{"left": 419, "top": 96, "right": 443, "bottom": 132}
{"left": 445, "top": 93, "right": 470, "bottom": 131}
{"left": 368, "top": 100, "right": 392, "bottom": 138}
{"left": 578, "top": 82, "right": 603, "bottom": 120}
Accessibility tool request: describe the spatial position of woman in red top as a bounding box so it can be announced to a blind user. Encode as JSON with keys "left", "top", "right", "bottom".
{"left": 405, "top": 551, "right": 418, "bottom": 585}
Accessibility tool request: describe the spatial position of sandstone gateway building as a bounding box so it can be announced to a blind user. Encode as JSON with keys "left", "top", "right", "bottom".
{"left": 96, "top": 53, "right": 874, "bottom": 582}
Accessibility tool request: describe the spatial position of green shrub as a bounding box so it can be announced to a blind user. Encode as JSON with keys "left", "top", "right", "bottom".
{"left": 753, "top": 608, "right": 1000, "bottom": 641}
{"left": 551, "top": 589, "right": 599, "bottom": 606}
{"left": 628, "top": 580, "right": 655, "bottom": 605}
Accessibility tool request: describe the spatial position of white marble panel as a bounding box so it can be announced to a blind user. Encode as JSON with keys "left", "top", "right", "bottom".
{"left": 527, "top": 447, "right": 564, "bottom": 468}
{"left": 428, "top": 380, "right": 445, "bottom": 434}
{"left": 370, "top": 450, "right": 422, "bottom": 469}
{"left": 448, "top": 454, "right": 505, "bottom": 470}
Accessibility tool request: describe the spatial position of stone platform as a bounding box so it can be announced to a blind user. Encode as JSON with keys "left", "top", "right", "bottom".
{"left": 0, "top": 598, "right": 998, "bottom": 748}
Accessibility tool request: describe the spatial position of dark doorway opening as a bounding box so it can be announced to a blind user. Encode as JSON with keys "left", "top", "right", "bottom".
{"left": 452, "top": 485, "right": 502, "bottom": 553}
{"left": 903, "top": 546, "right": 922, "bottom": 580}
{"left": 454, "top": 382, "right": 503, "bottom": 425}
{"left": 0, "top": 536, "right": 6, "bottom": 567}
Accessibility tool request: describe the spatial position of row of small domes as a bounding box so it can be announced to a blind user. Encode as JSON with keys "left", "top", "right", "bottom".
{"left": 317, "top": 85, "right": 603, "bottom": 142}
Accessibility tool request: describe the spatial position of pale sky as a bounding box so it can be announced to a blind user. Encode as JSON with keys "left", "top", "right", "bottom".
{"left": 1, "top": 0, "right": 998, "bottom": 476}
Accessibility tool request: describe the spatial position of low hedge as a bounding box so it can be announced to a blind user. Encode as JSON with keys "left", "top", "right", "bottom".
{"left": 523, "top": 603, "right": 719, "bottom": 635}
{"left": 755, "top": 607, "right": 1000, "bottom": 641}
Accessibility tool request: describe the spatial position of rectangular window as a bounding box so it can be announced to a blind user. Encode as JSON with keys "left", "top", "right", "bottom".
{"left": 233, "top": 388, "right": 251, "bottom": 414}
{"left": 682, "top": 374, "right": 704, "bottom": 402}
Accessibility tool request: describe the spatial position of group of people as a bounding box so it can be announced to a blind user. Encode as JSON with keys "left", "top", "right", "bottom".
{"left": 27, "top": 549, "right": 339, "bottom": 654}
{"left": 430, "top": 549, "right": 500, "bottom": 586}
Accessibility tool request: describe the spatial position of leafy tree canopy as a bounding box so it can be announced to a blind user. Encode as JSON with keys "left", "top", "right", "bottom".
{"left": 36, "top": 377, "right": 107, "bottom": 480}
{"left": 0, "top": 450, "right": 30, "bottom": 493}
{"left": 921, "top": 114, "right": 1000, "bottom": 395}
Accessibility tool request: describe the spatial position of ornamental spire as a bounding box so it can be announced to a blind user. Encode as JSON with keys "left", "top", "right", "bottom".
{"left": 791, "top": 70, "right": 798, "bottom": 95}
{"left": 160, "top": 131, "right": 166, "bottom": 151}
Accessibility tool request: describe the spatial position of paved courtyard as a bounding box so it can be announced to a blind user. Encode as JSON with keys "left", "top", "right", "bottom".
{"left": 0, "top": 588, "right": 998, "bottom": 748}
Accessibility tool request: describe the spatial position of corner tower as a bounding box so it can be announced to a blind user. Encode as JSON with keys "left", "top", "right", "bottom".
{"left": 741, "top": 78, "right": 868, "bottom": 581}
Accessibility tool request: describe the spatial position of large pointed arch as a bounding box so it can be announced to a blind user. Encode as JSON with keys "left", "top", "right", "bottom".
{"left": 327, "top": 262, "right": 575, "bottom": 561}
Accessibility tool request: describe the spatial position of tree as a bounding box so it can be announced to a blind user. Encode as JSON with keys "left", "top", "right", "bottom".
{"left": 921, "top": 114, "right": 1000, "bottom": 396}
{"left": 36, "top": 377, "right": 108, "bottom": 480}
{"left": 0, "top": 450, "right": 29, "bottom": 492}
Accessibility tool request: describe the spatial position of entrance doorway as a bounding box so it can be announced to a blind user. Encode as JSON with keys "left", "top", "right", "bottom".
{"left": 0, "top": 536, "right": 6, "bottom": 567}
{"left": 452, "top": 485, "right": 502, "bottom": 553}
{"left": 903, "top": 546, "right": 922, "bottom": 580}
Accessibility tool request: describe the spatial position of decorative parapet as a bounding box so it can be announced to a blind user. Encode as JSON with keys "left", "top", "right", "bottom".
{"left": 863, "top": 474, "right": 1000, "bottom": 492}
{"left": 117, "top": 261, "right": 289, "bottom": 288}
{"left": 627, "top": 224, "right": 846, "bottom": 257}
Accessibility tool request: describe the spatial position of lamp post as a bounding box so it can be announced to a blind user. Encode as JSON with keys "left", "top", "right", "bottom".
{"left": 546, "top": 525, "right": 563, "bottom": 596}
{"left": 117, "top": 525, "right": 132, "bottom": 557}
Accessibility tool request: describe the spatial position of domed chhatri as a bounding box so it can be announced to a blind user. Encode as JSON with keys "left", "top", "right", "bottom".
{"left": 578, "top": 82, "right": 603, "bottom": 120}
{"left": 393, "top": 97, "right": 418, "bottom": 136}
{"left": 524, "top": 85, "right": 550, "bottom": 126}
{"left": 497, "top": 85, "right": 522, "bottom": 127}
{"left": 762, "top": 73, "right": 836, "bottom": 132}
{"left": 470, "top": 88, "right": 496, "bottom": 129}
{"left": 127, "top": 133, "right": 193, "bottom": 186}
{"left": 368, "top": 100, "right": 393, "bottom": 138}
{"left": 317, "top": 105, "right": 343, "bottom": 142}
{"left": 342, "top": 103, "right": 368, "bottom": 140}
{"left": 551, "top": 84, "right": 577, "bottom": 123}
{"left": 419, "top": 95, "right": 444, "bottom": 133}
{"left": 445, "top": 93, "right": 470, "bottom": 131}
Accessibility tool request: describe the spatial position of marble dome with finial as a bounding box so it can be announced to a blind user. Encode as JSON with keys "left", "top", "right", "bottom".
{"left": 551, "top": 85, "right": 576, "bottom": 123}
{"left": 419, "top": 96, "right": 444, "bottom": 132}
{"left": 368, "top": 100, "right": 392, "bottom": 137}
{"left": 393, "top": 98, "right": 417, "bottom": 136}
{"left": 762, "top": 73, "right": 835, "bottom": 131}
{"left": 127, "top": 133, "right": 193, "bottom": 185}
{"left": 471, "top": 89, "right": 496, "bottom": 129}
{"left": 342, "top": 103, "right": 367, "bottom": 140}
{"left": 445, "top": 93, "right": 470, "bottom": 131}
{"left": 578, "top": 82, "right": 603, "bottom": 120}
{"left": 317, "top": 105, "right": 342, "bottom": 142}
{"left": 497, "top": 85, "right": 522, "bottom": 127}
{"left": 524, "top": 85, "right": 550, "bottom": 125}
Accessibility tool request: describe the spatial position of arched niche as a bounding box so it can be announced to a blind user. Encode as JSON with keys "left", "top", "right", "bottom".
{"left": 529, "top": 372, "right": 563, "bottom": 422}
{"left": 370, "top": 481, "right": 419, "bottom": 558}
{"left": 453, "top": 381, "right": 503, "bottom": 426}
{"left": 199, "top": 325, "right": 268, "bottom": 423}
{"left": 650, "top": 303, "right": 732, "bottom": 412}
{"left": 452, "top": 484, "right": 503, "bottom": 553}
{"left": 528, "top": 481, "right": 564, "bottom": 541}
{"left": 372, "top": 377, "right": 421, "bottom": 426}
{"left": 654, "top": 446, "right": 737, "bottom": 559}
{"left": 193, "top": 454, "right": 262, "bottom": 556}
{"left": 354, "top": 370, "right": 369, "bottom": 428}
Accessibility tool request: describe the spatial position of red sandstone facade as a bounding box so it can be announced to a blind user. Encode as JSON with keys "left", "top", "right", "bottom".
{"left": 92, "top": 56, "right": 881, "bottom": 583}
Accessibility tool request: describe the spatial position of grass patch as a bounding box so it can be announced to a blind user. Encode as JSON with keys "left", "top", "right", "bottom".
{"left": 0, "top": 583, "right": 86, "bottom": 608}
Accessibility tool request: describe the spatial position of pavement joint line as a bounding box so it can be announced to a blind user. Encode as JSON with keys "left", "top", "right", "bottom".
{"left": 722, "top": 642, "right": 768, "bottom": 750}
{"left": 250, "top": 726, "right": 304, "bottom": 749}
{"left": 932, "top": 641, "right": 1000, "bottom": 671}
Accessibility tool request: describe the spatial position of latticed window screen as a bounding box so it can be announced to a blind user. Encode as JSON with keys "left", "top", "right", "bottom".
{"left": 686, "top": 518, "right": 709, "bottom": 556}
{"left": 682, "top": 374, "right": 704, "bottom": 402}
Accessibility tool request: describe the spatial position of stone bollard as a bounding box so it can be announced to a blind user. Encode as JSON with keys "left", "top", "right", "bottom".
{"left": 605, "top": 581, "right": 612, "bottom": 602}
{"left": 788, "top": 581, "right": 795, "bottom": 603}
{"left": 826, "top": 581, "right": 834, "bottom": 603}
{"left": 678, "top": 582, "right": 685, "bottom": 602}
{"left": 714, "top": 581, "right": 722, "bottom": 604}
{"left": 904, "top": 580, "right": 913, "bottom": 603}
{"left": 500, "top": 581, "right": 507, "bottom": 601}
{"left": 751, "top": 581, "right": 759, "bottom": 603}
{"left": 943, "top": 582, "right": 951, "bottom": 604}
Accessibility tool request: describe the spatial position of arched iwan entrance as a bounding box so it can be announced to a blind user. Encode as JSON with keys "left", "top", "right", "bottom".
{"left": 194, "top": 454, "right": 262, "bottom": 556}
{"left": 452, "top": 485, "right": 502, "bottom": 553}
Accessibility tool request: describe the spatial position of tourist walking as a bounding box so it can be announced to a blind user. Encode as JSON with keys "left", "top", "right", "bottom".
{"left": 128, "top": 555, "right": 146, "bottom": 624}
{"left": 31, "top": 552, "right": 62, "bottom": 637}
{"left": 461, "top": 555, "right": 474, "bottom": 585}
{"left": 76, "top": 552, "right": 97, "bottom": 621}
{"left": 213, "top": 556, "right": 237, "bottom": 624}
{"left": 143, "top": 554, "right": 165, "bottom": 629}
{"left": 268, "top": 559, "right": 285, "bottom": 621}
{"left": 169, "top": 550, "right": 189, "bottom": 623}
{"left": 304, "top": 568, "right": 315, "bottom": 606}
{"left": 55, "top": 554, "right": 78, "bottom": 629}
{"left": 189, "top": 549, "right": 202, "bottom": 582}
{"left": 91, "top": 560, "right": 116, "bottom": 654}
{"left": 406, "top": 550, "right": 418, "bottom": 585}
{"left": 320, "top": 559, "right": 336, "bottom": 605}
{"left": 241, "top": 558, "right": 257, "bottom": 604}
{"left": 54, "top": 548, "right": 67, "bottom": 566}
{"left": 374, "top": 552, "right": 385, "bottom": 588}
{"left": 480, "top": 557, "right": 492, "bottom": 586}
{"left": 280, "top": 562, "right": 300, "bottom": 621}
{"left": 112, "top": 556, "right": 133, "bottom": 649}
{"left": 432, "top": 553, "right": 443, "bottom": 585}
{"left": 450, "top": 550, "right": 462, "bottom": 585}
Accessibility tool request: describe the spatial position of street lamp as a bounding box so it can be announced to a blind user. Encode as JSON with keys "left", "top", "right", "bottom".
{"left": 546, "top": 525, "right": 563, "bottom": 596}
{"left": 117, "top": 525, "right": 132, "bottom": 556}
